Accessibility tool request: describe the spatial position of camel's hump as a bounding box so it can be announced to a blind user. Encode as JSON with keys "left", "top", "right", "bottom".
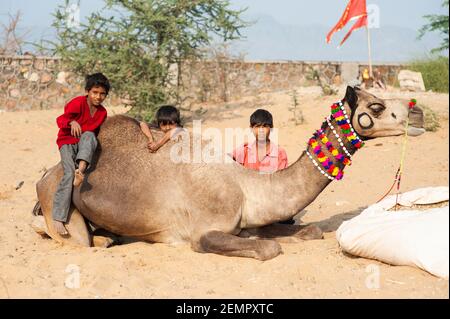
{"left": 103, "top": 114, "right": 139, "bottom": 128}
{"left": 97, "top": 114, "right": 143, "bottom": 147}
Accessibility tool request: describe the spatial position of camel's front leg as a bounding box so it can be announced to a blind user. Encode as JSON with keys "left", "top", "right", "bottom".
{"left": 240, "top": 224, "right": 323, "bottom": 243}
{"left": 192, "top": 231, "right": 282, "bottom": 260}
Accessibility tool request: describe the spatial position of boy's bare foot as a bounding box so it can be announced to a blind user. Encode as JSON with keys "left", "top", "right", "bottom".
{"left": 53, "top": 220, "right": 69, "bottom": 236}
{"left": 73, "top": 169, "right": 84, "bottom": 187}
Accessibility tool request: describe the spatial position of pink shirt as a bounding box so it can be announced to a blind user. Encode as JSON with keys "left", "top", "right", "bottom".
{"left": 232, "top": 141, "right": 288, "bottom": 173}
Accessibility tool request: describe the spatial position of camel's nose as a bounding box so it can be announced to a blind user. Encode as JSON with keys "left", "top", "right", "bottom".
{"left": 409, "top": 105, "right": 424, "bottom": 128}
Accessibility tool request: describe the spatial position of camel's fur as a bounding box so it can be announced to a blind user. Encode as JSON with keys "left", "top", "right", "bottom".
{"left": 33, "top": 87, "right": 424, "bottom": 260}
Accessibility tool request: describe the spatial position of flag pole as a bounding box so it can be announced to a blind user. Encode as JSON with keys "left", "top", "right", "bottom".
{"left": 366, "top": 23, "right": 373, "bottom": 77}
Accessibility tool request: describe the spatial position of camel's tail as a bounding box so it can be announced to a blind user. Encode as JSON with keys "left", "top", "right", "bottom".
{"left": 32, "top": 201, "right": 42, "bottom": 216}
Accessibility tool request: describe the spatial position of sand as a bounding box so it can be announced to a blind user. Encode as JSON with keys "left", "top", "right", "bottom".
{"left": 0, "top": 87, "right": 448, "bottom": 298}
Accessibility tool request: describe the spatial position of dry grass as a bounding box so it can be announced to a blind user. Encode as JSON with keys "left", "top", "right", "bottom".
{"left": 409, "top": 56, "right": 449, "bottom": 93}
{"left": 421, "top": 104, "right": 441, "bottom": 132}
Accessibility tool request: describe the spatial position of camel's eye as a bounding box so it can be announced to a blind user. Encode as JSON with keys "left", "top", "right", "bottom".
{"left": 368, "top": 103, "right": 385, "bottom": 115}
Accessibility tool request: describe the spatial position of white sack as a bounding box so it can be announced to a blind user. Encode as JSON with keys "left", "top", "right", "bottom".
{"left": 336, "top": 187, "right": 449, "bottom": 279}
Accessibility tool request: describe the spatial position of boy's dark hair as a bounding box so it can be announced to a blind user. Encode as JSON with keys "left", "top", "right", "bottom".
{"left": 250, "top": 109, "right": 273, "bottom": 128}
{"left": 85, "top": 73, "right": 110, "bottom": 94}
{"left": 155, "top": 105, "right": 181, "bottom": 127}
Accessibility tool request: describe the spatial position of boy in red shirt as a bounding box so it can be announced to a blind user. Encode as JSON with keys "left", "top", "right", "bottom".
{"left": 52, "top": 73, "right": 110, "bottom": 235}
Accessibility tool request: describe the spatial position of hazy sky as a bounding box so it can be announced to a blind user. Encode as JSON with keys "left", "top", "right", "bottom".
{"left": 230, "top": 0, "right": 447, "bottom": 30}
{"left": 1, "top": 0, "right": 448, "bottom": 59}
{"left": 1, "top": 0, "right": 447, "bottom": 31}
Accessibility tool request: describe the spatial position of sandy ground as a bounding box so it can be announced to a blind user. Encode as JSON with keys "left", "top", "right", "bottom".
{"left": 0, "top": 87, "right": 448, "bottom": 298}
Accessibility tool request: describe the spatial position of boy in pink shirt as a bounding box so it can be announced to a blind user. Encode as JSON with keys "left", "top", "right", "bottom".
{"left": 232, "top": 109, "right": 288, "bottom": 173}
{"left": 232, "top": 109, "right": 293, "bottom": 224}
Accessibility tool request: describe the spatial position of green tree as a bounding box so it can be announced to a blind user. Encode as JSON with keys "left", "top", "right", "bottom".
{"left": 49, "top": 0, "right": 247, "bottom": 120}
{"left": 418, "top": 0, "right": 449, "bottom": 53}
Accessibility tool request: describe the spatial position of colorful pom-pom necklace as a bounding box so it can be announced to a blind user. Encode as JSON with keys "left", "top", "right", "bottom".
{"left": 306, "top": 101, "right": 365, "bottom": 181}
{"left": 308, "top": 135, "right": 344, "bottom": 180}
{"left": 330, "top": 101, "right": 364, "bottom": 149}
{"left": 314, "top": 129, "right": 352, "bottom": 166}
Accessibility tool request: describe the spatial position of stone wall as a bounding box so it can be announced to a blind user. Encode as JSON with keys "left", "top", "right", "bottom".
{"left": 0, "top": 54, "right": 406, "bottom": 111}
{"left": 180, "top": 60, "right": 406, "bottom": 103}
{"left": 0, "top": 55, "right": 81, "bottom": 111}
{"left": 179, "top": 60, "right": 341, "bottom": 103}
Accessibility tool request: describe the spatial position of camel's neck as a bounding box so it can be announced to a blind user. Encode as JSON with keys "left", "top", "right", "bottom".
{"left": 241, "top": 100, "right": 363, "bottom": 227}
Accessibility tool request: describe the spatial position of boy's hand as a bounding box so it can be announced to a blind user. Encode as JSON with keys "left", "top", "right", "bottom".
{"left": 147, "top": 141, "right": 160, "bottom": 153}
{"left": 70, "top": 121, "right": 82, "bottom": 138}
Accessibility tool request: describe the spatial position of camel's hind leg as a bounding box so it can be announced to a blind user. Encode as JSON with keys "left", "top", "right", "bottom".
{"left": 33, "top": 165, "right": 91, "bottom": 247}
{"left": 192, "top": 231, "right": 282, "bottom": 260}
{"left": 240, "top": 223, "right": 323, "bottom": 243}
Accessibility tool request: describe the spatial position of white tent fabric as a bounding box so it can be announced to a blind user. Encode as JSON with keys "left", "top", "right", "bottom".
{"left": 336, "top": 187, "right": 449, "bottom": 279}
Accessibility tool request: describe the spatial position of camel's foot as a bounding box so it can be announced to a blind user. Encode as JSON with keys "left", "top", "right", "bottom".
{"left": 31, "top": 215, "right": 50, "bottom": 238}
{"left": 93, "top": 236, "right": 115, "bottom": 248}
{"left": 296, "top": 224, "right": 323, "bottom": 240}
{"left": 73, "top": 169, "right": 84, "bottom": 187}
{"left": 194, "top": 230, "right": 282, "bottom": 261}
{"left": 53, "top": 220, "right": 69, "bottom": 236}
{"left": 92, "top": 229, "right": 120, "bottom": 248}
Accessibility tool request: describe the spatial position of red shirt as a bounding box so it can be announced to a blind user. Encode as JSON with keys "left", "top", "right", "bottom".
{"left": 56, "top": 95, "right": 107, "bottom": 149}
{"left": 232, "top": 141, "right": 288, "bottom": 173}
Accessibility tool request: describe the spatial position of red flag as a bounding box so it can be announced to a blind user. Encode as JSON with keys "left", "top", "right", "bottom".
{"left": 326, "top": 0, "right": 367, "bottom": 43}
{"left": 338, "top": 14, "right": 368, "bottom": 47}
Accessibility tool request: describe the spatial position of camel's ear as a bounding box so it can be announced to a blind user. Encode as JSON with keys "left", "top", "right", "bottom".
{"left": 344, "top": 86, "right": 359, "bottom": 111}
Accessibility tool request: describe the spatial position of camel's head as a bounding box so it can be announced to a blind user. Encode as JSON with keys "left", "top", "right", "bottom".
{"left": 344, "top": 86, "right": 425, "bottom": 138}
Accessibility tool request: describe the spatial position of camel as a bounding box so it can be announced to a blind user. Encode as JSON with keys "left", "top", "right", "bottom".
{"left": 31, "top": 86, "right": 425, "bottom": 260}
